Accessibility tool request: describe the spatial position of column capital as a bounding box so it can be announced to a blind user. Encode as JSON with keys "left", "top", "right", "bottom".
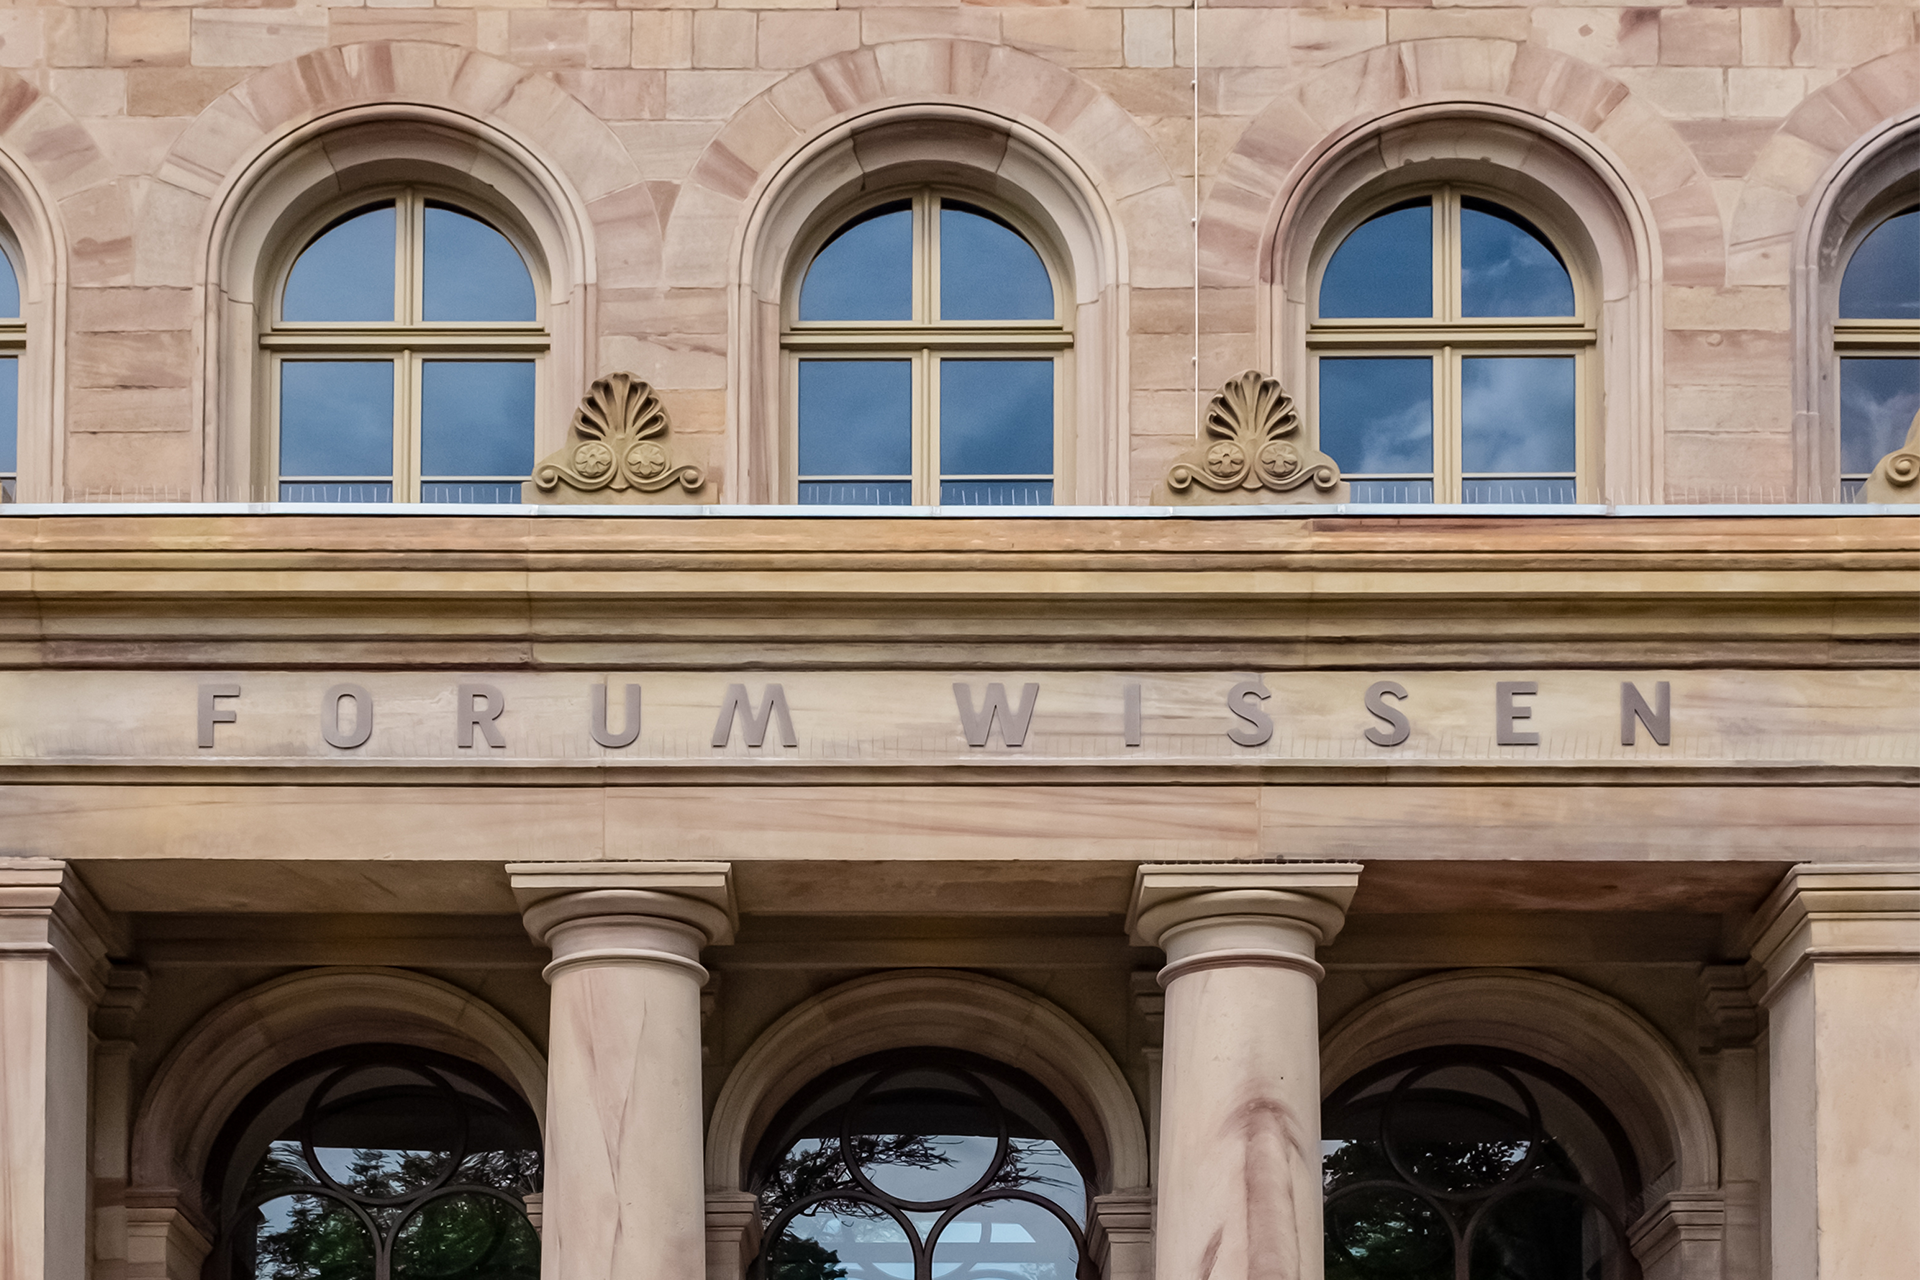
{"left": 1743, "top": 863, "right": 1920, "bottom": 1001}
{"left": 509, "top": 862, "right": 737, "bottom": 983}
{"left": 1127, "top": 862, "right": 1361, "bottom": 984}
{"left": 0, "top": 857, "right": 112, "bottom": 1002}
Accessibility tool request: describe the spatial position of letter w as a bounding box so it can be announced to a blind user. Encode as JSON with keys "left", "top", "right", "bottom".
{"left": 711, "top": 683, "right": 798, "bottom": 748}
{"left": 953, "top": 682, "right": 1039, "bottom": 747}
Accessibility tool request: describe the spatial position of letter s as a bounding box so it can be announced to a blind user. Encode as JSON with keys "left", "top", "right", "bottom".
{"left": 1226, "top": 679, "right": 1274, "bottom": 747}
{"left": 1363, "top": 680, "right": 1411, "bottom": 747}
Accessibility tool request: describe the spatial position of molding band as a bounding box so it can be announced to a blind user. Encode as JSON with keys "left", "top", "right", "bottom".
{"left": 543, "top": 947, "right": 710, "bottom": 984}
{"left": 1157, "top": 947, "right": 1325, "bottom": 986}
{"left": 1757, "top": 944, "right": 1920, "bottom": 1008}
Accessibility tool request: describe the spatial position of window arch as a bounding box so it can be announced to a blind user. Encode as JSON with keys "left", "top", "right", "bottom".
{"left": 783, "top": 188, "right": 1071, "bottom": 506}
{"left": 264, "top": 189, "right": 546, "bottom": 504}
{"left": 1322, "top": 1046, "right": 1642, "bottom": 1280}
{"left": 1833, "top": 203, "right": 1919, "bottom": 499}
{"left": 204, "top": 1043, "right": 542, "bottom": 1280}
{"left": 749, "top": 1048, "right": 1093, "bottom": 1280}
{"left": 1307, "top": 184, "right": 1594, "bottom": 505}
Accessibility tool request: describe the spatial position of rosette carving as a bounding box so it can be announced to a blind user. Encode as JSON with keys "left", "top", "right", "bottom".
{"left": 1151, "top": 371, "right": 1346, "bottom": 505}
{"left": 1863, "top": 405, "right": 1920, "bottom": 504}
{"left": 530, "top": 373, "right": 706, "bottom": 503}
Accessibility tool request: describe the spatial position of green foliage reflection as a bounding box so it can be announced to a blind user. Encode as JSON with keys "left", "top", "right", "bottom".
{"left": 395, "top": 1193, "right": 539, "bottom": 1280}
{"left": 249, "top": 1195, "right": 374, "bottom": 1280}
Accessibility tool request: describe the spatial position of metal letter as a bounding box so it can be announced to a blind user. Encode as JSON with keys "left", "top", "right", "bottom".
{"left": 953, "top": 682, "right": 1040, "bottom": 748}
{"left": 457, "top": 683, "right": 507, "bottom": 749}
{"left": 591, "top": 683, "right": 643, "bottom": 749}
{"left": 1363, "top": 680, "right": 1411, "bottom": 747}
{"left": 1226, "top": 678, "right": 1273, "bottom": 747}
{"left": 197, "top": 683, "right": 240, "bottom": 748}
{"left": 1495, "top": 681, "right": 1540, "bottom": 747}
{"left": 712, "top": 683, "right": 798, "bottom": 748}
{"left": 320, "top": 683, "right": 374, "bottom": 750}
{"left": 1124, "top": 683, "right": 1143, "bottom": 748}
{"left": 1621, "top": 681, "right": 1671, "bottom": 747}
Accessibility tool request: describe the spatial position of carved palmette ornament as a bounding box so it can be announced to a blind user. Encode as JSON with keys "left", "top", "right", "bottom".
{"left": 1863, "top": 405, "right": 1920, "bottom": 504}
{"left": 530, "top": 372, "right": 705, "bottom": 503}
{"left": 1152, "top": 370, "right": 1346, "bottom": 505}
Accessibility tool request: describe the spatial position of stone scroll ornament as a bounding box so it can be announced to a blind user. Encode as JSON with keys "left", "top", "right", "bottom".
{"left": 1151, "top": 370, "right": 1348, "bottom": 505}
{"left": 1863, "top": 405, "right": 1920, "bottom": 504}
{"left": 529, "top": 372, "right": 706, "bottom": 503}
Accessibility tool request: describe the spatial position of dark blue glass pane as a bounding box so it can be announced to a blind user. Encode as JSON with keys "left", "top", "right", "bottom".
{"left": 1839, "top": 209, "right": 1920, "bottom": 320}
{"left": 1840, "top": 357, "right": 1920, "bottom": 475}
{"left": 421, "top": 482, "right": 525, "bottom": 504}
{"left": 1319, "top": 202, "right": 1431, "bottom": 319}
{"left": 1461, "top": 199, "right": 1574, "bottom": 317}
{"left": 421, "top": 360, "right": 535, "bottom": 478}
{"left": 940, "top": 204, "right": 1052, "bottom": 320}
{"left": 1317, "top": 357, "right": 1432, "bottom": 474}
{"left": 940, "top": 480, "right": 1054, "bottom": 506}
{"left": 939, "top": 359, "right": 1052, "bottom": 478}
{"left": 1841, "top": 478, "right": 1867, "bottom": 503}
{"left": 800, "top": 204, "right": 912, "bottom": 322}
{"left": 1463, "top": 478, "right": 1577, "bottom": 504}
{"left": 283, "top": 205, "right": 395, "bottom": 322}
{"left": 1461, "top": 356, "right": 1576, "bottom": 473}
{"left": 279, "top": 360, "right": 393, "bottom": 478}
{"left": 798, "top": 360, "right": 911, "bottom": 477}
{"left": 797, "top": 481, "right": 913, "bottom": 505}
{"left": 279, "top": 482, "right": 393, "bottom": 503}
{"left": 0, "top": 248, "right": 19, "bottom": 318}
{"left": 424, "top": 205, "right": 536, "bottom": 322}
{"left": 0, "top": 356, "right": 15, "bottom": 473}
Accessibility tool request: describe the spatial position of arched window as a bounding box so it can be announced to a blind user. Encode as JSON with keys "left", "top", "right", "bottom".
{"left": 0, "top": 243, "right": 20, "bottom": 502}
{"left": 750, "top": 1049, "right": 1092, "bottom": 1279}
{"left": 1308, "top": 186, "right": 1593, "bottom": 505}
{"left": 265, "top": 190, "right": 545, "bottom": 504}
{"left": 206, "top": 1044, "right": 541, "bottom": 1280}
{"left": 1835, "top": 205, "right": 1920, "bottom": 499}
{"left": 784, "top": 190, "right": 1069, "bottom": 507}
{"left": 1322, "top": 1046, "right": 1641, "bottom": 1280}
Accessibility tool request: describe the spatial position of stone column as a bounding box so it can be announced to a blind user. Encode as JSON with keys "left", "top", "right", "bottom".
{"left": 0, "top": 858, "right": 110, "bottom": 1280}
{"left": 1128, "top": 863, "right": 1361, "bottom": 1280}
{"left": 1746, "top": 863, "right": 1920, "bottom": 1279}
{"left": 510, "top": 861, "right": 735, "bottom": 1280}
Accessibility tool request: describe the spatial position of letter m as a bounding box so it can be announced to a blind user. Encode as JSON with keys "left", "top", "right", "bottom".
{"left": 953, "top": 682, "right": 1039, "bottom": 748}
{"left": 712, "top": 684, "right": 798, "bottom": 748}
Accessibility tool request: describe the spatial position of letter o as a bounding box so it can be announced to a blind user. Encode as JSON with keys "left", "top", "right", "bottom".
{"left": 321, "top": 683, "right": 374, "bottom": 750}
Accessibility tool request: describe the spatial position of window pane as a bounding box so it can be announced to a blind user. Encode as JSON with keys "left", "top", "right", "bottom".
{"left": 797, "top": 481, "right": 912, "bottom": 505}
{"left": 767, "top": 1199, "right": 913, "bottom": 1280}
{"left": 1461, "top": 198, "right": 1574, "bottom": 317}
{"left": 0, "top": 355, "right": 15, "bottom": 476}
{"left": 422, "top": 360, "right": 535, "bottom": 479}
{"left": 392, "top": 1192, "right": 539, "bottom": 1280}
{"left": 800, "top": 203, "right": 912, "bottom": 322}
{"left": 1319, "top": 201, "right": 1431, "bottom": 319}
{"left": 1461, "top": 356, "right": 1576, "bottom": 473}
{"left": 1841, "top": 356, "right": 1920, "bottom": 476}
{"left": 0, "top": 247, "right": 19, "bottom": 318}
{"left": 279, "top": 360, "right": 393, "bottom": 478}
{"left": 939, "top": 359, "right": 1053, "bottom": 480}
{"left": 798, "top": 359, "right": 911, "bottom": 479}
{"left": 1839, "top": 209, "right": 1920, "bottom": 320}
{"left": 423, "top": 205, "right": 536, "bottom": 323}
{"left": 241, "top": 1193, "right": 375, "bottom": 1280}
{"left": 1462, "top": 478, "right": 1577, "bottom": 505}
{"left": 940, "top": 480, "right": 1054, "bottom": 505}
{"left": 939, "top": 203, "right": 1052, "bottom": 320}
{"left": 280, "top": 482, "right": 393, "bottom": 503}
{"left": 283, "top": 205, "right": 395, "bottom": 322}
{"left": 1317, "top": 357, "right": 1432, "bottom": 475}
{"left": 1348, "top": 480, "right": 1434, "bottom": 504}
{"left": 931, "top": 1199, "right": 1079, "bottom": 1280}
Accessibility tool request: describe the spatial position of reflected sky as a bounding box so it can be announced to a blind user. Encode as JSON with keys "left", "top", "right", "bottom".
{"left": 1318, "top": 357, "right": 1432, "bottom": 474}
{"left": 280, "top": 361, "right": 393, "bottom": 477}
{"left": 930, "top": 1197, "right": 1079, "bottom": 1279}
{"left": 1320, "top": 201, "right": 1431, "bottom": 319}
{"left": 0, "top": 248, "right": 18, "bottom": 318}
{"left": 1461, "top": 356, "right": 1576, "bottom": 473}
{"left": 773, "top": 1200, "right": 915, "bottom": 1280}
{"left": 0, "top": 357, "right": 15, "bottom": 472}
{"left": 284, "top": 205, "right": 395, "bottom": 323}
{"left": 940, "top": 360, "right": 1053, "bottom": 476}
{"left": 802, "top": 204, "right": 912, "bottom": 322}
{"left": 859, "top": 1133, "right": 995, "bottom": 1202}
{"left": 941, "top": 204, "right": 1052, "bottom": 321}
{"left": 1841, "top": 357, "right": 1920, "bottom": 475}
{"left": 421, "top": 361, "right": 536, "bottom": 477}
{"left": 1839, "top": 209, "right": 1920, "bottom": 320}
{"left": 799, "top": 360, "right": 912, "bottom": 477}
{"left": 423, "top": 205, "right": 536, "bottom": 323}
{"left": 1461, "top": 199, "right": 1574, "bottom": 317}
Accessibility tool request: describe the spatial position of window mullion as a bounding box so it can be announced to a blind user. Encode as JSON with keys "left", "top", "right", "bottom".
{"left": 399, "top": 350, "right": 418, "bottom": 502}
{"left": 1437, "top": 345, "right": 1460, "bottom": 502}
{"left": 918, "top": 349, "right": 936, "bottom": 506}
